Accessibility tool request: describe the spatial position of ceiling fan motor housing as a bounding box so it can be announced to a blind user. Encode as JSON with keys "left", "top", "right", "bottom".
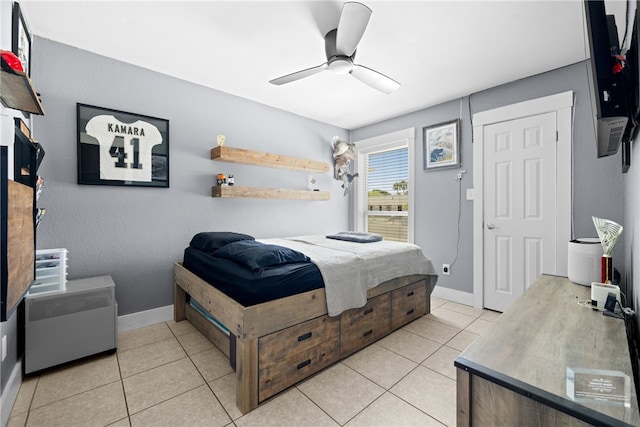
{"left": 328, "top": 57, "right": 353, "bottom": 74}
{"left": 325, "top": 29, "right": 354, "bottom": 74}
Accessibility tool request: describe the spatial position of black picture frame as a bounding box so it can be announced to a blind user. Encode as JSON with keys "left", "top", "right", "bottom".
{"left": 423, "top": 119, "right": 460, "bottom": 170}
{"left": 77, "top": 103, "right": 170, "bottom": 188}
{"left": 12, "top": 2, "right": 31, "bottom": 77}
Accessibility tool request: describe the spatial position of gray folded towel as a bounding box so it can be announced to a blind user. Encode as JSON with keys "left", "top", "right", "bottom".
{"left": 326, "top": 231, "right": 383, "bottom": 243}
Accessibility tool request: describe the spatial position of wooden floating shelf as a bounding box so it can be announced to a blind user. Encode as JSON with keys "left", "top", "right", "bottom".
{"left": 212, "top": 185, "right": 330, "bottom": 201}
{"left": 0, "top": 69, "right": 45, "bottom": 115}
{"left": 211, "top": 146, "right": 329, "bottom": 173}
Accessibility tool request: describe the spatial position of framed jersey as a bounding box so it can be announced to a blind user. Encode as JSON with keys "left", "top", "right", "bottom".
{"left": 77, "top": 103, "right": 169, "bottom": 188}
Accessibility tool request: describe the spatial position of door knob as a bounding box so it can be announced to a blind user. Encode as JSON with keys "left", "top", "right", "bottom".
{"left": 486, "top": 223, "right": 495, "bottom": 229}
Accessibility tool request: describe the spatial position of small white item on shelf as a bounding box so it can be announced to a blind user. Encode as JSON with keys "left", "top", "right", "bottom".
{"left": 308, "top": 175, "right": 319, "bottom": 191}
{"left": 29, "top": 248, "right": 68, "bottom": 295}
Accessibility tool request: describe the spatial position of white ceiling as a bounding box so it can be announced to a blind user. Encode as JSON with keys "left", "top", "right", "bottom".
{"left": 19, "top": 0, "right": 589, "bottom": 130}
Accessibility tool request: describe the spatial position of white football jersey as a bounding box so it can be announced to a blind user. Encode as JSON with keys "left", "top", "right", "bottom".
{"left": 85, "top": 115, "right": 163, "bottom": 182}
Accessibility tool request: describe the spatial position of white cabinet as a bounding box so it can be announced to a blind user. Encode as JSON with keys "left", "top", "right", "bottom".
{"left": 25, "top": 275, "right": 117, "bottom": 374}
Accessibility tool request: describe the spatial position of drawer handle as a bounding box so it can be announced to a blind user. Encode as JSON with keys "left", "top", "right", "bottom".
{"left": 363, "top": 329, "right": 373, "bottom": 337}
{"left": 297, "top": 332, "right": 312, "bottom": 342}
{"left": 363, "top": 308, "right": 373, "bottom": 315}
{"left": 297, "top": 359, "right": 311, "bottom": 370}
{"left": 406, "top": 309, "right": 414, "bottom": 316}
{"left": 406, "top": 291, "right": 415, "bottom": 297}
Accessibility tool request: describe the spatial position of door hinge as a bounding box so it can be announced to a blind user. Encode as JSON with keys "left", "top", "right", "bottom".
{"left": 556, "top": 131, "right": 559, "bottom": 142}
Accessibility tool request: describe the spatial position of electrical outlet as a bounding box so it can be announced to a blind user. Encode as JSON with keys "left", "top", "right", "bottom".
{"left": 442, "top": 264, "right": 450, "bottom": 276}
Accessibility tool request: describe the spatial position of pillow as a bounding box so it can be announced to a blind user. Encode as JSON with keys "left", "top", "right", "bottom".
{"left": 189, "top": 232, "right": 255, "bottom": 253}
{"left": 326, "top": 231, "right": 383, "bottom": 243}
{"left": 213, "top": 240, "right": 310, "bottom": 270}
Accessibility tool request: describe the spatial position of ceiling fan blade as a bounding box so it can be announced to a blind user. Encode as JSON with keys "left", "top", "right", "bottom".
{"left": 336, "top": 2, "right": 372, "bottom": 56}
{"left": 269, "top": 63, "right": 328, "bottom": 85}
{"left": 350, "top": 64, "right": 400, "bottom": 94}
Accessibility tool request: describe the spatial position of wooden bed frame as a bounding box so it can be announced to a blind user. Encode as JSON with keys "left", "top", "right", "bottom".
{"left": 174, "top": 262, "right": 434, "bottom": 414}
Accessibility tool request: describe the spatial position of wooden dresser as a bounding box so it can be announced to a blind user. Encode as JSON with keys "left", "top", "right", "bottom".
{"left": 455, "top": 274, "right": 640, "bottom": 426}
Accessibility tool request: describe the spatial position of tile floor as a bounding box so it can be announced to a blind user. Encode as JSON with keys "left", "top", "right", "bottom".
{"left": 8, "top": 297, "right": 500, "bottom": 427}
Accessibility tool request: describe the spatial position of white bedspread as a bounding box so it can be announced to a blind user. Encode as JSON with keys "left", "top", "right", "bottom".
{"left": 259, "top": 235, "right": 438, "bottom": 316}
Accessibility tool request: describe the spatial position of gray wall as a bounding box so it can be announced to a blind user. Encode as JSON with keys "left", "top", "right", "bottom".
{"left": 624, "top": 124, "right": 639, "bottom": 341}
{"left": 351, "top": 61, "right": 625, "bottom": 294}
{"left": 31, "top": 37, "right": 349, "bottom": 316}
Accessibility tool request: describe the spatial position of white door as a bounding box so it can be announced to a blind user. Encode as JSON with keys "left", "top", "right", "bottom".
{"left": 483, "top": 112, "right": 558, "bottom": 312}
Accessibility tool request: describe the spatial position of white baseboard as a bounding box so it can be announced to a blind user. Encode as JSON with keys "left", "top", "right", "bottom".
{"left": 117, "top": 304, "right": 174, "bottom": 333}
{"left": 1, "top": 358, "right": 22, "bottom": 427}
{"left": 432, "top": 286, "right": 474, "bottom": 306}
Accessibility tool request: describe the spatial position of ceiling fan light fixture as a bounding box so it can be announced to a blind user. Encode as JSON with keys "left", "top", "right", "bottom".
{"left": 328, "top": 57, "right": 353, "bottom": 74}
{"left": 268, "top": 1, "right": 399, "bottom": 94}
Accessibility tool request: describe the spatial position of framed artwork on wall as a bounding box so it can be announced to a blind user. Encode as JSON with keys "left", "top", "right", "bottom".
{"left": 423, "top": 119, "right": 460, "bottom": 170}
{"left": 77, "top": 103, "right": 170, "bottom": 188}
{"left": 12, "top": 2, "right": 31, "bottom": 76}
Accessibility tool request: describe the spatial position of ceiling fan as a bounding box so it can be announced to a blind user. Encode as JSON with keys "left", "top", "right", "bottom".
{"left": 269, "top": 2, "right": 400, "bottom": 94}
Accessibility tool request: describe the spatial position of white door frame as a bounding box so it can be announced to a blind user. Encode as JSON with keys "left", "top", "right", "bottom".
{"left": 472, "top": 91, "right": 573, "bottom": 309}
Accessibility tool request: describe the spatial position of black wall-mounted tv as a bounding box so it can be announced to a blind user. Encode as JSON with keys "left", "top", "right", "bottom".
{"left": 584, "top": 0, "right": 638, "bottom": 158}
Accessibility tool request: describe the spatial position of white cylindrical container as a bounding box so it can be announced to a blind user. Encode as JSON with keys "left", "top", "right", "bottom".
{"left": 567, "top": 238, "right": 602, "bottom": 286}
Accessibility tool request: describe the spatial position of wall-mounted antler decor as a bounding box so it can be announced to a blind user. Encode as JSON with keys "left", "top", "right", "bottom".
{"left": 332, "top": 136, "right": 359, "bottom": 196}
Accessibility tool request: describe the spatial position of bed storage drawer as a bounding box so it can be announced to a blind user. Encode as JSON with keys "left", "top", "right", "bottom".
{"left": 341, "top": 293, "right": 391, "bottom": 357}
{"left": 391, "top": 280, "right": 427, "bottom": 329}
{"left": 258, "top": 315, "right": 340, "bottom": 401}
{"left": 258, "top": 338, "right": 340, "bottom": 401}
{"left": 259, "top": 315, "right": 340, "bottom": 362}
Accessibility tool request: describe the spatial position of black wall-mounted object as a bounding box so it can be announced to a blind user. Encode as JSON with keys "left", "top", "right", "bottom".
{"left": 1, "top": 146, "right": 8, "bottom": 318}
{"left": 13, "top": 120, "right": 43, "bottom": 189}
{"left": 583, "top": 0, "right": 639, "bottom": 159}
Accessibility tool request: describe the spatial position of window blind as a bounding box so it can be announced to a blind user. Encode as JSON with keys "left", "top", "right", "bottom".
{"left": 365, "top": 147, "right": 409, "bottom": 242}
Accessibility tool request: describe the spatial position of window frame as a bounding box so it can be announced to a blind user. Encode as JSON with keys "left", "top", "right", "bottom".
{"left": 353, "top": 128, "right": 415, "bottom": 243}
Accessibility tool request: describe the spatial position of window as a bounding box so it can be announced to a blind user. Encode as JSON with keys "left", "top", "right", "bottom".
{"left": 364, "top": 148, "right": 409, "bottom": 241}
{"left": 354, "top": 128, "right": 414, "bottom": 243}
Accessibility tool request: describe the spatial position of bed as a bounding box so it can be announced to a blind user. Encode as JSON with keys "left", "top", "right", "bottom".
{"left": 174, "top": 232, "right": 438, "bottom": 413}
